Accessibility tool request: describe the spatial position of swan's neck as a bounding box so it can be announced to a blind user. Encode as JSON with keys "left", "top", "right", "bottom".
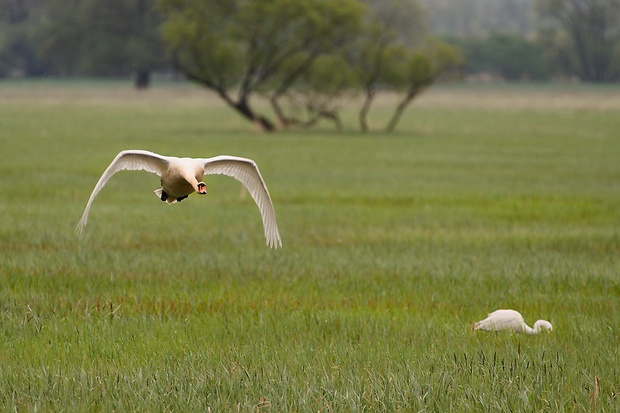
{"left": 525, "top": 320, "right": 548, "bottom": 335}
{"left": 178, "top": 168, "right": 201, "bottom": 192}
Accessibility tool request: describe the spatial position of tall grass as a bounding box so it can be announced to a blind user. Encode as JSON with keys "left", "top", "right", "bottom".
{"left": 0, "top": 80, "right": 618, "bottom": 411}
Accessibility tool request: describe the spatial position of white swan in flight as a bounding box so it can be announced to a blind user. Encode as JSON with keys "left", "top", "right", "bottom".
{"left": 473, "top": 309, "right": 552, "bottom": 334}
{"left": 76, "top": 150, "right": 282, "bottom": 248}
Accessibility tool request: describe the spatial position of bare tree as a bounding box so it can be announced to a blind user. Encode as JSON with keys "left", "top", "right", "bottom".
{"left": 537, "top": 0, "right": 620, "bottom": 82}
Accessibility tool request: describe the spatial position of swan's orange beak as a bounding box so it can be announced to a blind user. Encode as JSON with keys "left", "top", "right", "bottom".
{"left": 197, "top": 182, "right": 207, "bottom": 194}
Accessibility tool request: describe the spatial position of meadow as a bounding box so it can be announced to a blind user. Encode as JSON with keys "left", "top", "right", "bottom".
{"left": 0, "top": 80, "right": 619, "bottom": 411}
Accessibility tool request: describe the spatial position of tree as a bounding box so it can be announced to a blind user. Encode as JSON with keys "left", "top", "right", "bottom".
{"left": 158, "top": 0, "right": 364, "bottom": 132}
{"left": 384, "top": 39, "right": 462, "bottom": 132}
{"left": 536, "top": 0, "right": 620, "bottom": 82}
{"left": 0, "top": 0, "right": 47, "bottom": 77}
{"left": 355, "top": 0, "right": 427, "bottom": 132}
{"left": 353, "top": 0, "right": 461, "bottom": 132}
{"left": 39, "top": 0, "right": 166, "bottom": 86}
{"left": 159, "top": 0, "right": 455, "bottom": 133}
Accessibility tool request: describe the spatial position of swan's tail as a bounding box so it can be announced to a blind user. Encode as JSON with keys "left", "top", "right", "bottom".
{"left": 154, "top": 188, "right": 177, "bottom": 204}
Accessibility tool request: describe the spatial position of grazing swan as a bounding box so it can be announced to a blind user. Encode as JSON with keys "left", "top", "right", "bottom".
{"left": 76, "top": 150, "right": 282, "bottom": 248}
{"left": 473, "top": 309, "right": 552, "bottom": 334}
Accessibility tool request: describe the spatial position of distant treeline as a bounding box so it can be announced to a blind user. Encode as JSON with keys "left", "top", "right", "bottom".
{"left": 423, "top": 0, "right": 620, "bottom": 82}
{"left": 1, "top": 0, "right": 619, "bottom": 84}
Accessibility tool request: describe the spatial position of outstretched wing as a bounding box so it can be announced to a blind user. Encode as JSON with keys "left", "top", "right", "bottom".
{"left": 76, "top": 150, "right": 171, "bottom": 234}
{"left": 201, "top": 155, "right": 282, "bottom": 249}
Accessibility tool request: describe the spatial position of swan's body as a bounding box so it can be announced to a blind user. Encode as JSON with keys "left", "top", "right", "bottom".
{"left": 473, "top": 309, "right": 552, "bottom": 335}
{"left": 76, "top": 150, "right": 281, "bottom": 248}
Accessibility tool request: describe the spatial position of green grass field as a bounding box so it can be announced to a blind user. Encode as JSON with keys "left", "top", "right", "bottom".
{"left": 1, "top": 81, "right": 619, "bottom": 411}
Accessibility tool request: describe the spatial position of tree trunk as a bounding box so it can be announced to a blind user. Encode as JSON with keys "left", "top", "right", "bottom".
{"left": 385, "top": 99, "right": 409, "bottom": 133}
{"left": 233, "top": 99, "right": 276, "bottom": 132}
{"left": 270, "top": 94, "right": 343, "bottom": 131}
{"left": 218, "top": 91, "right": 276, "bottom": 132}
{"left": 318, "top": 111, "right": 343, "bottom": 132}
{"left": 253, "top": 114, "right": 276, "bottom": 132}
{"left": 134, "top": 70, "right": 151, "bottom": 89}
{"left": 386, "top": 86, "right": 426, "bottom": 133}
{"left": 270, "top": 95, "right": 293, "bottom": 129}
{"left": 386, "top": 90, "right": 420, "bottom": 133}
{"left": 359, "top": 88, "right": 375, "bottom": 133}
{"left": 174, "top": 58, "right": 276, "bottom": 132}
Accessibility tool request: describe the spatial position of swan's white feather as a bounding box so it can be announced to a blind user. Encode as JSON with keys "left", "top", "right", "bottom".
{"left": 200, "top": 155, "right": 282, "bottom": 249}
{"left": 76, "top": 150, "right": 171, "bottom": 234}
{"left": 473, "top": 309, "right": 552, "bottom": 334}
{"left": 76, "top": 150, "right": 282, "bottom": 249}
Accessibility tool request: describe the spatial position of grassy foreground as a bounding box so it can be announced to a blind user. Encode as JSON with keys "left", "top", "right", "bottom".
{"left": 0, "top": 81, "right": 619, "bottom": 411}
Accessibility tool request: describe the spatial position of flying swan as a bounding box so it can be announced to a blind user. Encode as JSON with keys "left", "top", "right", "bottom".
{"left": 76, "top": 150, "right": 282, "bottom": 248}
{"left": 472, "top": 309, "right": 552, "bottom": 334}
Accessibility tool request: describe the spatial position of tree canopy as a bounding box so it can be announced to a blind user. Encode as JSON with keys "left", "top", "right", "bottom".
{"left": 2, "top": 0, "right": 619, "bottom": 85}
{"left": 158, "top": 0, "right": 365, "bottom": 131}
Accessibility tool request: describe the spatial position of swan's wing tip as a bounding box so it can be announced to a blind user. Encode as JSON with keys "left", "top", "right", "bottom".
{"left": 75, "top": 222, "right": 86, "bottom": 236}
{"left": 267, "top": 237, "right": 283, "bottom": 249}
